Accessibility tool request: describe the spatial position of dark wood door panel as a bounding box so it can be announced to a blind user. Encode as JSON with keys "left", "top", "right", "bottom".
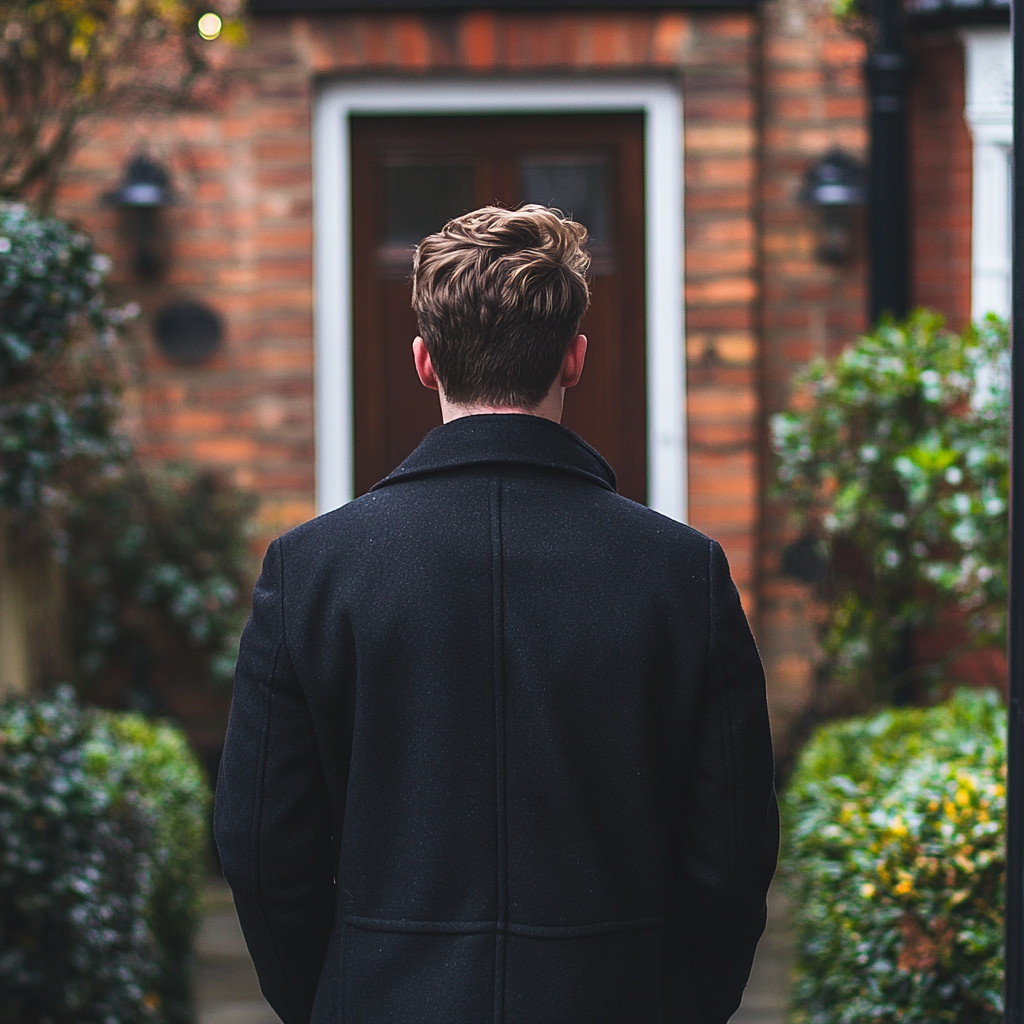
{"left": 566, "top": 278, "right": 624, "bottom": 466}
{"left": 351, "top": 113, "right": 646, "bottom": 501}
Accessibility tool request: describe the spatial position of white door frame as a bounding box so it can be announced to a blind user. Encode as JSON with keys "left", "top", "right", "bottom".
{"left": 312, "top": 77, "right": 686, "bottom": 521}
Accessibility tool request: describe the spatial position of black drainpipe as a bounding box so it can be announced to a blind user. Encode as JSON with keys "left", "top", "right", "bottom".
{"left": 865, "top": 0, "right": 910, "bottom": 323}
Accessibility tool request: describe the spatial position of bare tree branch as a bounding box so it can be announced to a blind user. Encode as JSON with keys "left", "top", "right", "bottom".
{"left": 0, "top": 0, "right": 245, "bottom": 206}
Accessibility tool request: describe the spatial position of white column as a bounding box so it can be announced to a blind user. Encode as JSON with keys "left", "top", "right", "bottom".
{"left": 961, "top": 29, "right": 1013, "bottom": 321}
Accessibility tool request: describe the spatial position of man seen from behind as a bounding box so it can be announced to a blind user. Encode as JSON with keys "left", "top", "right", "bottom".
{"left": 215, "top": 204, "right": 780, "bottom": 1024}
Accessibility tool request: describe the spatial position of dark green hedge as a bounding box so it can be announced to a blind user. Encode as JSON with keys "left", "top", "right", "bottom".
{"left": 784, "top": 690, "right": 1005, "bottom": 1023}
{"left": 0, "top": 686, "right": 210, "bottom": 1024}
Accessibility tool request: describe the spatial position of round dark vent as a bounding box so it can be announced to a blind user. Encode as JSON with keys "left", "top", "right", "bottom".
{"left": 154, "top": 301, "right": 223, "bottom": 365}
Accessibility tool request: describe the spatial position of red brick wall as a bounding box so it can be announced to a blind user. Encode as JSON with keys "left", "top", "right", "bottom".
{"left": 52, "top": 5, "right": 883, "bottom": 746}
{"left": 756, "top": 0, "right": 869, "bottom": 745}
{"left": 908, "top": 33, "right": 973, "bottom": 328}
{"left": 60, "top": 75, "right": 319, "bottom": 541}
{"left": 57, "top": 9, "right": 763, "bottom": 594}
{"left": 297, "top": 10, "right": 764, "bottom": 610}
{"left": 681, "top": 15, "right": 761, "bottom": 613}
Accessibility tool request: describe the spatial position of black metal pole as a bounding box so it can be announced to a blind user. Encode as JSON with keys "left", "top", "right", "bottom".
{"left": 1006, "top": 0, "right": 1024, "bottom": 1017}
{"left": 866, "top": 0, "right": 909, "bottom": 323}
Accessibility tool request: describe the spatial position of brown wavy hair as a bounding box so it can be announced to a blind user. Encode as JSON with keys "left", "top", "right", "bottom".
{"left": 411, "top": 204, "right": 591, "bottom": 407}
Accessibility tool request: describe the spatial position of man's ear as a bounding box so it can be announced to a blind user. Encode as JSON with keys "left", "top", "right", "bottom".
{"left": 560, "top": 334, "right": 588, "bottom": 389}
{"left": 413, "top": 337, "right": 440, "bottom": 392}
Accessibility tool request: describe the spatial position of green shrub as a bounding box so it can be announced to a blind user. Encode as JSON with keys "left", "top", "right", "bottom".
{"left": 784, "top": 690, "right": 1005, "bottom": 1023}
{"left": 771, "top": 312, "right": 1009, "bottom": 704}
{"left": 106, "top": 710, "right": 211, "bottom": 1024}
{"left": 1, "top": 201, "right": 256, "bottom": 696}
{"left": 0, "top": 686, "right": 211, "bottom": 1024}
{"left": 68, "top": 463, "right": 257, "bottom": 692}
{"left": 0, "top": 201, "right": 132, "bottom": 519}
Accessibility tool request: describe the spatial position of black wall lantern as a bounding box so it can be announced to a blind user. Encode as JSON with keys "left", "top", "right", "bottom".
{"left": 802, "top": 149, "right": 866, "bottom": 264}
{"left": 106, "top": 155, "right": 173, "bottom": 279}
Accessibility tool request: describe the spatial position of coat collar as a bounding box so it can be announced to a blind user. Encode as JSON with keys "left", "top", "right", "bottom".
{"left": 371, "top": 414, "right": 617, "bottom": 494}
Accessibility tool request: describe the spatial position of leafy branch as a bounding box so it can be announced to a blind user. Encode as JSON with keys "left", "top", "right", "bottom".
{"left": 0, "top": 0, "right": 245, "bottom": 206}
{"left": 772, "top": 311, "right": 1009, "bottom": 706}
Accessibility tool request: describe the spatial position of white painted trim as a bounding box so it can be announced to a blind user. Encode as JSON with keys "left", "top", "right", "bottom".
{"left": 312, "top": 78, "right": 686, "bottom": 521}
{"left": 961, "top": 29, "right": 1013, "bottom": 321}
{"left": 312, "top": 91, "right": 352, "bottom": 516}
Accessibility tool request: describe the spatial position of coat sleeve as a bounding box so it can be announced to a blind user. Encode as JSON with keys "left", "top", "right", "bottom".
{"left": 677, "top": 539, "right": 780, "bottom": 1024}
{"left": 214, "top": 538, "right": 335, "bottom": 1024}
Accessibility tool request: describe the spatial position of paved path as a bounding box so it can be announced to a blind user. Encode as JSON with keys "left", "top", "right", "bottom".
{"left": 196, "top": 879, "right": 281, "bottom": 1024}
{"left": 196, "top": 879, "right": 793, "bottom": 1024}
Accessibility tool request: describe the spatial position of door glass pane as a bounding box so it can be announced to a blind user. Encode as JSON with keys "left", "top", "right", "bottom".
{"left": 520, "top": 157, "right": 611, "bottom": 245}
{"left": 384, "top": 164, "right": 474, "bottom": 244}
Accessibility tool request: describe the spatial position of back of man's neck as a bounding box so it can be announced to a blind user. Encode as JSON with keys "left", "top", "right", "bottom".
{"left": 439, "top": 392, "right": 565, "bottom": 425}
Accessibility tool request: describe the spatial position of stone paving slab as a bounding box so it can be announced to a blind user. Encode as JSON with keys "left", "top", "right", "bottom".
{"left": 197, "top": 878, "right": 793, "bottom": 1024}
{"left": 197, "top": 879, "right": 281, "bottom": 1024}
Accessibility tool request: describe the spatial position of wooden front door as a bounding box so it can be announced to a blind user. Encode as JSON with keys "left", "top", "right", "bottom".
{"left": 350, "top": 113, "right": 646, "bottom": 502}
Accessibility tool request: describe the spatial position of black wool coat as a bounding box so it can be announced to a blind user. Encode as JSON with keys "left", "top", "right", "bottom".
{"left": 215, "top": 413, "right": 779, "bottom": 1024}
